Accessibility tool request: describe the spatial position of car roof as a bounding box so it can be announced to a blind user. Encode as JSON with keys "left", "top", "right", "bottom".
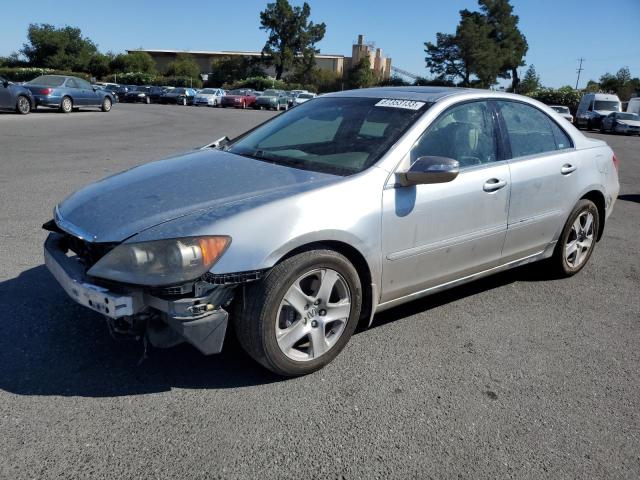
{"left": 324, "top": 86, "right": 479, "bottom": 102}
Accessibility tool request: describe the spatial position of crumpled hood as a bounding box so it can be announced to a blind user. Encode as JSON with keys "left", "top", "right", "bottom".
{"left": 56, "top": 149, "right": 338, "bottom": 243}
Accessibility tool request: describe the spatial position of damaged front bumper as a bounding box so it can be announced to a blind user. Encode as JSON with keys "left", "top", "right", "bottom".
{"left": 44, "top": 232, "right": 233, "bottom": 355}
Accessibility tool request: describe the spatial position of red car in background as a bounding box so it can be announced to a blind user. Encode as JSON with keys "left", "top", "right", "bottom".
{"left": 220, "top": 89, "right": 257, "bottom": 109}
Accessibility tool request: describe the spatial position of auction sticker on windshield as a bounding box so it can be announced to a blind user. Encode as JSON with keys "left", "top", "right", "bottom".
{"left": 375, "top": 99, "right": 425, "bottom": 110}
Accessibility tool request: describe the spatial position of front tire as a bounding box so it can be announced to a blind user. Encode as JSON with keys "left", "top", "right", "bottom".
{"left": 181, "top": 97, "right": 187, "bottom": 106}
{"left": 551, "top": 199, "right": 599, "bottom": 277}
{"left": 16, "top": 95, "right": 31, "bottom": 114}
{"left": 60, "top": 96, "right": 73, "bottom": 113}
{"left": 234, "top": 249, "right": 362, "bottom": 376}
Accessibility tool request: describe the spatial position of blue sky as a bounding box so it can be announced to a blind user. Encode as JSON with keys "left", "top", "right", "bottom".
{"left": 1, "top": 0, "right": 639, "bottom": 87}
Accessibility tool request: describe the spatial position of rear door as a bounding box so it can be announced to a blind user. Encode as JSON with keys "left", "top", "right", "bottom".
{"left": 0, "top": 76, "right": 12, "bottom": 109}
{"left": 495, "top": 100, "right": 581, "bottom": 261}
{"left": 64, "top": 78, "right": 86, "bottom": 105}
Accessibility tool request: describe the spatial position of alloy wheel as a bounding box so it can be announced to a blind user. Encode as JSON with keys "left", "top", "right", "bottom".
{"left": 276, "top": 268, "right": 351, "bottom": 362}
{"left": 565, "top": 211, "right": 595, "bottom": 268}
{"left": 17, "top": 96, "right": 30, "bottom": 114}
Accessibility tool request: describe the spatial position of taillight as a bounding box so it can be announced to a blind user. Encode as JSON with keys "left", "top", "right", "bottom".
{"left": 612, "top": 153, "right": 619, "bottom": 171}
{"left": 39, "top": 88, "right": 53, "bottom": 95}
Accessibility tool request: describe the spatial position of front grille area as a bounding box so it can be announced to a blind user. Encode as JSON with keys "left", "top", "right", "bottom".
{"left": 61, "top": 233, "right": 116, "bottom": 269}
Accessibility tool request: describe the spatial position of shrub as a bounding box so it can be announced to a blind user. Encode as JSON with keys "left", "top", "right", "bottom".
{"left": 0, "top": 67, "right": 91, "bottom": 82}
{"left": 527, "top": 86, "right": 583, "bottom": 113}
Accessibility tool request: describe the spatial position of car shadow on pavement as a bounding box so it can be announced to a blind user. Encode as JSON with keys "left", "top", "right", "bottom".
{"left": 0, "top": 265, "right": 284, "bottom": 397}
{"left": 618, "top": 194, "right": 640, "bottom": 204}
{"left": 367, "top": 261, "right": 553, "bottom": 331}
{"left": 0, "top": 261, "right": 554, "bottom": 398}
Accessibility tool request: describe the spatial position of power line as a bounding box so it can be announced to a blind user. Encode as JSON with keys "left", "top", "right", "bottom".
{"left": 575, "top": 58, "right": 585, "bottom": 89}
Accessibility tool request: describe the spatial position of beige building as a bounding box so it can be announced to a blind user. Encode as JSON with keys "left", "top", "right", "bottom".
{"left": 128, "top": 34, "right": 391, "bottom": 80}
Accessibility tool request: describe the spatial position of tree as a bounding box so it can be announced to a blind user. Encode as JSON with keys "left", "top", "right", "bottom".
{"left": 259, "top": 0, "right": 326, "bottom": 80}
{"left": 110, "top": 51, "right": 156, "bottom": 74}
{"left": 166, "top": 53, "right": 200, "bottom": 78}
{"left": 347, "top": 57, "right": 374, "bottom": 89}
{"left": 88, "top": 53, "right": 112, "bottom": 79}
{"left": 208, "top": 56, "right": 264, "bottom": 86}
{"left": 425, "top": 33, "right": 465, "bottom": 82}
{"left": 478, "top": 0, "right": 528, "bottom": 92}
{"left": 20, "top": 23, "right": 98, "bottom": 71}
{"left": 520, "top": 64, "right": 541, "bottom": 93}
{"left": 425, "top": 10, "right": 500, "bottom": 87}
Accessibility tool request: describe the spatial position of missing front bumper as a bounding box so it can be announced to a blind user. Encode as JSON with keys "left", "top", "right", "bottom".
{"left": 44, "top": 232, "right": 233, "bottom": 355}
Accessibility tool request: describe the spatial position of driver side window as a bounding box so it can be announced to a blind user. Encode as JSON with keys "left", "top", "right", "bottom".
{"left": 411, "top": 101, "right": 498, "bottom": 168}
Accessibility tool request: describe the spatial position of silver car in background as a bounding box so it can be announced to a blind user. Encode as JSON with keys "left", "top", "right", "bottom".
{"left": 43, "top": 87, "right": 619, "bottom": 376}
{"left": 193, "top": 88, "right": 225, "bottom": 107}
{"left": 549, "top": 105, "right": 573, "bottom": 123}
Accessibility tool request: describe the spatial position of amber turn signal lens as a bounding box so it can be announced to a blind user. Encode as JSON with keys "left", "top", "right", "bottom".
{"left": 198, "top": 236, "right": 231, "bottom": 266}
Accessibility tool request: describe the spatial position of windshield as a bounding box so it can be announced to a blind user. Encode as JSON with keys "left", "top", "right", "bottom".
{"left": 616, "top": 113, "right": 639, "bottom": 120}
{"left": 227, "top": 97, "right": 429, "bottom": 176}
{"left": 594, "top": 100, "right": 620, "bottom": 111}
{"left": 262, "top": 89, "right": 279, "bottom": 97}
{"left": 298, "top": 94, "right": 314, "bottom": 99}
{"left": 551, "top": 106, "right": 569, "bottom": 114}
{"left": 229, "top": 90, "right": 246, "bottom": 96}
{"left": 200, "top": 89, "right": 217, "bottom": 94}
{"left": 27, "top": 75, "right": 65, "bottom": 87}
{"left": 172, "top": 88, "right": 186, "bottom": 94}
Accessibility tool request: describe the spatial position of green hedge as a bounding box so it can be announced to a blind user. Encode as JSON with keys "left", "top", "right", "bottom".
{"left": 526, "top": 87, "right": 583, "bottom": 114}
{"left": 221, "top": 76, "right": 317, "bottom": 93}
{"left": 111, "top": 72, "right": 202, "bottom": 88}
{"left": 0, "top": 67, "right": 91, "bottom": 82}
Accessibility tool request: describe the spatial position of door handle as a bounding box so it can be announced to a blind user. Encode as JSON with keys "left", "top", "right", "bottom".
{"left": 561, "top": 164, "right": 577, "bottom": 175}
{"left": 483, "top": 178, "right": 507, "bottom": 192}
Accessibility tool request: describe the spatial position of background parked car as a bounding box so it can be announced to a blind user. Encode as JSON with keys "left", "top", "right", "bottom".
{"left": 254, "top": 89, "right": 289, "bottom": 110}
{"left": 0, "top": 75, "right": 34, "bottom": 114}
{"left": 627, "top": 97, "right": 640, "bottom": 115}
{"left": 159, "top": 87, "right": 197, "bottom": 105}
{"left": 575, "top": 93, "right": 622, "bottom": 130}
{"left": 193, "top": 88, "right": 225, "bottom": 107}
{"left": 549, "top": 105, "right": 573, "bottom": 123}
{"left": 24, "top": 75, "right": 114, "bottom": 113}
{"left": 123, "top": 86, "right": 165, "bottom": 104}
{"left": 220, "top": 89, "right": 256, "bottom": 109}
{"left": 600, "top": 112, "right": 640, "bottom": 135}
{"left": 293, "top": 92, "right": 316, "bottom": 107}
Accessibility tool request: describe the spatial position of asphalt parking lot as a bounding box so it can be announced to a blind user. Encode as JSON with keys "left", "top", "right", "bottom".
{"left": 0, "top": 103, "right": 638, "bottom": 479}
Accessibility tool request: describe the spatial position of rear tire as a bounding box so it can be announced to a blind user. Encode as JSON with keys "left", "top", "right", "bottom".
{"left": 60, "top": 96, "right": 73, "bottom": 113}
{"left": 16, "top": 95, "right": 31, "bottom": 114}
{"left": 234, "top": 249, "right": 362, "bottom": 376}
{"left": 101, "top": 97, "right": 112, "bottom": 112}
{"left": 550, "top": 199, "right": 599, "bottom": 277}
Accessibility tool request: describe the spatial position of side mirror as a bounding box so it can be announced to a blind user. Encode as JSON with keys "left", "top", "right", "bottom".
{"left": 2, "top": 80, "right": 9, "bottom": 88}
{"left": 397, "top": 156, "right": 460, "bottom": 186}
{"left": 199, "top": 136, "right": 230, "bottom": 150}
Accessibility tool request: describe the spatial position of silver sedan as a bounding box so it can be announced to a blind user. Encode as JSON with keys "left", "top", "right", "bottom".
{"left": 44, "top": 87, "right": 620, "bottom": 376}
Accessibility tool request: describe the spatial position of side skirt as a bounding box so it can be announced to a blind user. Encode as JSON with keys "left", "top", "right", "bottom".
{"left": 371, "top": 243, "right": 555, "bottom": 321}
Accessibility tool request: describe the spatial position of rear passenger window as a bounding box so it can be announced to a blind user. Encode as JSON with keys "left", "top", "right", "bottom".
{"left": 497, "top": 101, "right": 570, "bottom": 158}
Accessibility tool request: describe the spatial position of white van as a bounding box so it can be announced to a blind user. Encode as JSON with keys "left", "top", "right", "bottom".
{"left": 627, "top": 97, "right": 640, "bottom": 115}
{"left": 575, "top": 93, "right": 622, "bottom": 130}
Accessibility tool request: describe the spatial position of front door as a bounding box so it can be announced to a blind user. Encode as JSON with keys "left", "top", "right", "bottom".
{"left": 381, "top": 100, "right": 510, "bottom": 303}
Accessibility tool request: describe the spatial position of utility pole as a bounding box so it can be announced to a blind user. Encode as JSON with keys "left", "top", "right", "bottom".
{"left": 575, "top": 58, "right": 585, "bottom": 89}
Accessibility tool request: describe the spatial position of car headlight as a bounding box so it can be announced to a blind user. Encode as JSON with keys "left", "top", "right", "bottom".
{"left": 87, "top": 236, "right": 231, "bottom": 286}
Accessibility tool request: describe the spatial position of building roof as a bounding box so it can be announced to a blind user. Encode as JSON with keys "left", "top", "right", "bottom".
{"left": 127, "top": 49, "right": 345, "bottom": 60}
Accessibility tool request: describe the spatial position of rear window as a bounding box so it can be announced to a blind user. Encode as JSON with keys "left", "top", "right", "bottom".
{"left": 594, "top": 100, "right": 620, "bottom": 111}
{"left": 27, "top": 75, "right": 65, "bottom": 87}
